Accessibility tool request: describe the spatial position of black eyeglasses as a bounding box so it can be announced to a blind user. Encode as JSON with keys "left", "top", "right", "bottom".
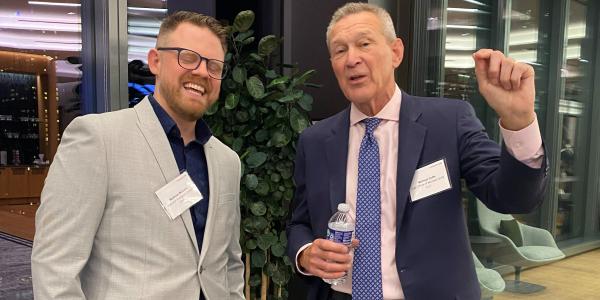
{"left": 156, "top": 47, "right": 228, "bottom": 80}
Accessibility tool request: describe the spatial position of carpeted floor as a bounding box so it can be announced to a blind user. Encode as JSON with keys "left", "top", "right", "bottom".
{"left": 0, "top": 232, "right": 33, "bottom": 300}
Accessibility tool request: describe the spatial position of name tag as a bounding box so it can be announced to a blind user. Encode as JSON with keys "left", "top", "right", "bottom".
{"left": 155, "top": 171, "right": 203, "bottom": 220}
{"left": 409, "top": 159, "right": 452, "bottom": 202}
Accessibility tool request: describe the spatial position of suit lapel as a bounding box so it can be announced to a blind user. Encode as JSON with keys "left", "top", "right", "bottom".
{"left": 396, "top": 93, "right": 427, "bottom": 230}
{"left": 134, "top": 97, "right": 200, "bottom": 257}
{"left": 199, "top": 138, "right": 218, "bottom": 266}
{"left": 325, "top": 108, "right": 351, "bottom": 214}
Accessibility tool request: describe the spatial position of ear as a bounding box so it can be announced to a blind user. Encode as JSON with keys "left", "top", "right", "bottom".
{"left": 147, "top": 48, "right": 160, "bottom": 76}
{"left": 391, "top": 38, "right": 404, "bottom": 68}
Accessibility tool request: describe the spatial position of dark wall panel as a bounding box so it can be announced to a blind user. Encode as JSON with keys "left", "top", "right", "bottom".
{"left": 285, "top": 0, "right": 365, "bottom": 120}
{"left": 168, "top": 0, "right": 215, "bottom": 16}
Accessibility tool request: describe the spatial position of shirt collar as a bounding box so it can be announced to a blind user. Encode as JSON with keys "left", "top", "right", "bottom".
{"left": 148, "top": 94, "right": 213, "bottom": 145}
{"left": 350, "top": 85, "right": 402, "bottom": 126}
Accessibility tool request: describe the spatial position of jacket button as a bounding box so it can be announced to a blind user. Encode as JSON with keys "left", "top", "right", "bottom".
{"left": 199, "top": 266, "right": 204, "bottom": 274}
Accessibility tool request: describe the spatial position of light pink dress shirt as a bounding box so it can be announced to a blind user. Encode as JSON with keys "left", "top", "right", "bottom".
{"left": 298, "top": 86, "right": 544, "bottom": 299}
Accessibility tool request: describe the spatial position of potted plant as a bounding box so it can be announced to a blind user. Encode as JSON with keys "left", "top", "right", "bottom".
{"left": 204, "top": 10, "right": 317, "bottom": 300}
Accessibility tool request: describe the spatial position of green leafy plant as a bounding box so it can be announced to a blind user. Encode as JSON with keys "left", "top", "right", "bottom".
{"left": 204, "top": 10, "right": 317, "bottom": 300}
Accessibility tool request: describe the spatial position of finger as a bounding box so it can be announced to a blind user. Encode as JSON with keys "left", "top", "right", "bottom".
{"left": 306, "top": 253, "right": 351, "bottom": 279}
{"left": 314, "top": 239, "right": 351, "bottom": 254}
{"left": 473, "top": 56, "right": 489, "bottom": 86}
{"left": 488, "top": 51, "right": 503, "bottom": 86}
{"left": 309, "top": 254, "right": 351, "bottom": 272}
{"left": 499, "top": 58, "right": 515, "bottom": 90}
{"left": 472, "top": 48, "right": 493, "bottom": 60}
{"left": 522, "top": 63, "right": 535, "bottom": 80}
{"left": 510, "top": 63, "right": 526, "bottom": 90}
{"left": 349, "top": 238, "right": 360, "bottom": 249}
{"left": 307, "top": 256, "right": 348, "bottom": 279}
{"left": 313, "top": 247, "right": 352, "bottom": 264}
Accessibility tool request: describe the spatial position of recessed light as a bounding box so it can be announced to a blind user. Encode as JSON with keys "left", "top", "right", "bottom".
{"left": 28, "top": 1, "right": 81, "bottom": 7}
{"left": 67, "top": 12, "right": 76, "bottom": 15}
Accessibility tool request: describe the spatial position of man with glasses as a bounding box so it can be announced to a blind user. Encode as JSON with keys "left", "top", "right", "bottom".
{"left": 32, "top": 11, "right": 244, "bottom": 300}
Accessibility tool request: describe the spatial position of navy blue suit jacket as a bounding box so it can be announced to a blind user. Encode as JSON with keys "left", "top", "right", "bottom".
{"left": 286, "top": 92, "right": 548, "bottom": 300}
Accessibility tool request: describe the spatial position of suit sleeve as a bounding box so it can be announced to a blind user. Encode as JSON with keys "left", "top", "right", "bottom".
{"left": 286, "top": 134, "right": 316, "bottom": 273}
{"left": 457, "top": 101, "right": 548, "bottom": 214}
{"left": 227, "top": 154, "right": 245, "bottom": 299}
{"left": 31, "top": 115, "right": 108, "bottom": 299}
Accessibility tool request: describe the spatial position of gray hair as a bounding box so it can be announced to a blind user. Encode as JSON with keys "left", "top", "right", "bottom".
{"left": 326, "top": 2, "right": 397, "bottom": 48}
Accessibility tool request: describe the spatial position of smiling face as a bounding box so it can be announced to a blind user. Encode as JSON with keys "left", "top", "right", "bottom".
{"left": 148, "top": 22, "right": 224, "bottom": 122}
{"left": 328, "top": 11, "right": 404, "bottom": 114}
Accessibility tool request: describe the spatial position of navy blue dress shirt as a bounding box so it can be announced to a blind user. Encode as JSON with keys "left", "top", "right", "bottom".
{"left": 149, "top": 95, "right": 210, "bottom": 299}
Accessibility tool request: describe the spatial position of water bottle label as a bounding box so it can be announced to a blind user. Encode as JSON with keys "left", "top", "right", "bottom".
{"left": 327, "top": 229, "right": 352, "bottom": 245}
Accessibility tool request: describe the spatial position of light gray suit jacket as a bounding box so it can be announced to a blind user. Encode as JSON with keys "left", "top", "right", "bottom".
{"left": 32, "top": 98, "right": 245, "bottom": 300}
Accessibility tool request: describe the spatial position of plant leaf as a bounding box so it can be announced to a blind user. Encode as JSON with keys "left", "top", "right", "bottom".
{"left": 246, "top": 76, "right": 265, "bottom": 99}
{"left": 298, "top": 93, "right": 313, "bottom": 111}
{"left": 250, "top": 201, "right": 267, "bottom": 216}
{"left": 257, "top": 233, "right": 278, "bottom": 250}
{"left": 225, "top": 93, "right": 239, "bottom": 110}
{"left": 233, "top": 10, "right": 255, "bottom": 33}
{"left": 232, "top": 66, "right": 247, "bottom": 84}
{"left": 265, "top": 69, "right": 277, "bottom": 79}
{"left": 205, "top": 102, "right": 219, "bottom": 115}
{"left": 292, "top": 69, "right": 316, "bottom": 87}
{"left": 246, "top": 239, "right": 257, "bottom": 250}
{"left": 245, "top": 174, "right": 258, "bottom": 190}
{"left": 266, "top": 76, "right": 289, "bottom": 88}
{"left": 255, "top": 180, "right": 270, "bottom": 196}
{"left": 271, "top": 243, "right": 286, "bottom": 257}
{"left": 290, "top": 108, "right": 309, "bottom": 133}
{"left": 270, "top": 131, "right": 290, "bottom": 147}
{"left": 246, "top": 151, "right": 267, "bottom": 168}
{"left": 258, "top": 35, "right": 279, "bottom": 56}
{"left": 254, "top": 129, "right": 269, "bottom": 143}
{"left": 251, "top": 250, "right": 266, "bottom": 268}
{"left": 234, "top": 29, "right": 254, "bottom": 42}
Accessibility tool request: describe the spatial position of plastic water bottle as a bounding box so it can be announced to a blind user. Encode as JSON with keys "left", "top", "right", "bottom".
{"left": 323, "top": 203, "right": 355, "bottom": 285}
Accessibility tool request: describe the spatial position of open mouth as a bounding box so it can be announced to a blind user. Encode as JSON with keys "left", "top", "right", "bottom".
{"left": 184, "top": 82, "right": 206, "bottom": 96}
{"left": 349, "top": 75, "right": 366, "bottom": 83}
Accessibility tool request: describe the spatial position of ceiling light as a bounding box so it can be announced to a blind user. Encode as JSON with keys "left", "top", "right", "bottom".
{"left": 28, "top": 1, "right": 81, "bottom": 7}
{"left": 127, "top": 7, "right": 167, "bottom": 13}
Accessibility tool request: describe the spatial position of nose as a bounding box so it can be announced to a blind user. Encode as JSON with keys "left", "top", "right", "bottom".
{"left": 192, "top": 59, "right": 210, "bottom": 78}
{"left": 345, "top": 47, "right": 362, "bottom": 68}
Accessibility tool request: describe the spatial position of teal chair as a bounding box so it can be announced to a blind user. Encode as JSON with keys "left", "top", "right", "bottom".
{"left": 473, "top": 252, "right": 505, "bottom": 299}
{"left": 476, "top": 200, "right": 565, "bottom": 294}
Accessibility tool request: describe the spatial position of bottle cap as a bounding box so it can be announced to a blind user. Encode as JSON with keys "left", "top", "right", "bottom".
{"left": 337, "top": 203, "right": 349, "bottom": 213}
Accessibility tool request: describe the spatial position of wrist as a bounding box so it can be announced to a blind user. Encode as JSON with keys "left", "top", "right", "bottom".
{"left": 298, "top": 246, "right": 310, "bottom": 271}
{"left": 500, "top": 111, "right": 535, "bottom": 131}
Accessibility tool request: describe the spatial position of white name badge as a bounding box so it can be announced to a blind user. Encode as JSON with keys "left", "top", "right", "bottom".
{"left": 155, "top": 171, "right": 203, "bottom": 220}
{"left": 409, "top": 159, "right": 452, "bottom": 202}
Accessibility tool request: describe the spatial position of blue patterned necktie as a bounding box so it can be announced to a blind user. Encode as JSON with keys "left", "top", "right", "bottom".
{"left": 352, "top": 117, "right": 383, "bottom": 300}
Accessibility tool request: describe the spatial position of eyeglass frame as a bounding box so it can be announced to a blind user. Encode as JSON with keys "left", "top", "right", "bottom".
{"left": 156, "top": 47, "right": 228, "bottom": 80}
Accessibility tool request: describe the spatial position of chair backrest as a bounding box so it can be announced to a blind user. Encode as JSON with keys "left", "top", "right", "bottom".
{"left": 476, "top": 199, "right": 515, "bottom": 235}
{"left": 472, "top": 251, "right": 484, "bottom": 269}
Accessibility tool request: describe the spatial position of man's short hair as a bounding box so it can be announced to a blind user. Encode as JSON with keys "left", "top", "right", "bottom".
{"left": 157, "top": 11, "right": 227, "bottom": 52}
{"left": 326, "top": 3, "right": 397, "bottom": 49}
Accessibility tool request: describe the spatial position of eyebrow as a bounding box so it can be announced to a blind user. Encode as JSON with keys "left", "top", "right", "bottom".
{"left": 331, "top": 29, "right": 376, "bottom": 46}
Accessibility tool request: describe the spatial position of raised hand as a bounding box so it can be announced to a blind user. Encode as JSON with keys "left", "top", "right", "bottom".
{"left": 473, "top": 49, "right": 536, "bottom": 131}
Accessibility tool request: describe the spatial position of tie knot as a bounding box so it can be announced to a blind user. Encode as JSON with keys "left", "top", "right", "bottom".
{"left": 362, "top": 118, "right": 381, "bottom": 135}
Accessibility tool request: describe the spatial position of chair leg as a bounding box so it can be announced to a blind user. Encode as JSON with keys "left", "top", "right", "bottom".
{"left": 504, "top": 266, "right": 546, "bottom": 294}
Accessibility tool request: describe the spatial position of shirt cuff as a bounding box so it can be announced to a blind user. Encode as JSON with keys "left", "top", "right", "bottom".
{"left": 295, "top": 243, "right": 313, "bottom": 276}
{"left": 499, "top": 115, "right": 544, "bottom": 169}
